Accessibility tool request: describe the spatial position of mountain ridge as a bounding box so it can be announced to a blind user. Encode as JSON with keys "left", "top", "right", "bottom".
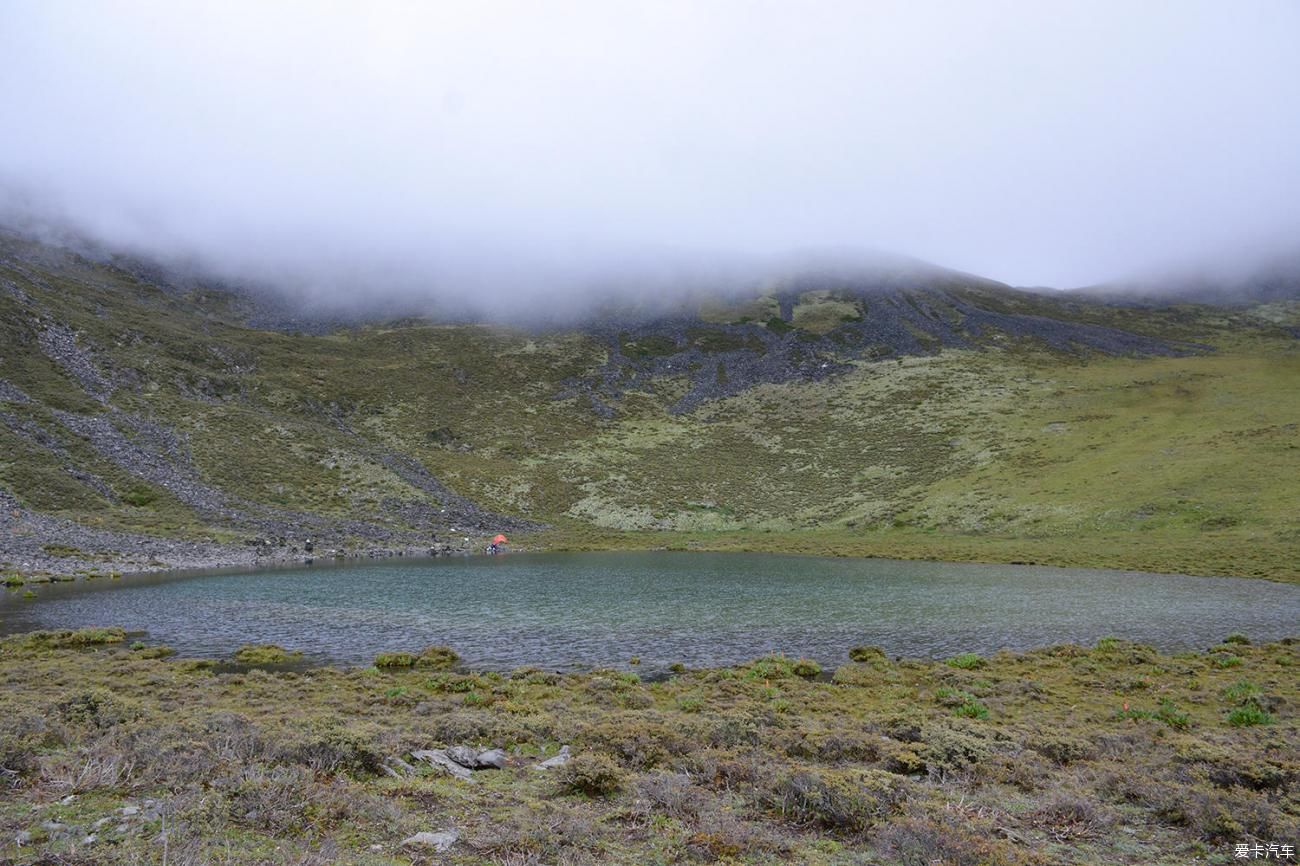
{"left": 1, "top": 231, "right": 1297, "bottom": 581}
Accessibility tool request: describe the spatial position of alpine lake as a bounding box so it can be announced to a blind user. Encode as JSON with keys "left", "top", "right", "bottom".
{"left": 3, "top": 551, "right": 1296, "bottom": 671}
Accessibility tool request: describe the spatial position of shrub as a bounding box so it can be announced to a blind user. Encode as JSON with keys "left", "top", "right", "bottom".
{"left": 1030, "top": 734, "right": 1095, "bottom": 765}
{"left": 954, "top": 699, "right": 990, "bottom": 720}
{"left": 278, "top": 726, "right": 384, "bottom": 776}
{"left": 792, "top": 658, "right": 822, "bottom": 679}
{"left": 415, "top": 645, "right": 459, "bottom": 669}
{"left": 934, "top": 687, "right": 970, "bottom": 708}
{"left": 558, "top": 753, "right": 624, "bottom": 797}
{"left": 746, "top": 654, "right": 797, "bottom": 680}
{"left": 919, "top": 725, "right": 993, "bottom": 775}
{"left": 1028, "top": 791, "right": 1115, "bottom": 840}
{"left": 946, "top": 653, "right": 985, "bottom": 670}
{"left": 1222, "top": 633, "right": 1251, "bottom": 645}
{"left": 677, "top": 694, "right": 704, "bottom": 713}
{"left": 816, "top": 732, "right": 882, "bottom": 764}
{"left": 848, "top": 645, "right": 887, "bottom": 663}
{"left": 1227, "top": 705, "right": 1274, "bottom": 727}
{"left": 55, "top": 690, "right": 138, "bottom": 729}
{"left": 634, "top": 771, "right": 708, "bottom": 818}
{"left": 462, "top": 689, "right": 491, "bottom": 707}
{"left": 1154, "top": 699, "right": 1191, "bottom": 731}
{"left": 228, "top": 765, "right": 315, "bottom": 834}
{"left": 1220, "top": 680, "right": 1261, "bottom": 703}
{"left": 767, "top": 767, "right": 908, "bottom": 834}
{"left": 876, "top": 809, "right": 1043, "bottom": 865}
{"left": 427, "top": 673, "right": 484, "bottom": 693}
{"left": 578, "top": 719, "right": 693, "bottom": 769}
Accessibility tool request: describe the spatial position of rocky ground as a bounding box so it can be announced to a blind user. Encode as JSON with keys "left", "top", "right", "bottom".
{"left": 0, "top": 486, "right": 504, "bottom": 581}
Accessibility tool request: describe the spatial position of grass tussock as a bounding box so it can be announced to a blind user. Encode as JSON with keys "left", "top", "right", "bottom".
{"left": 0, "top": 632, "right": 1293, "bottom": 863}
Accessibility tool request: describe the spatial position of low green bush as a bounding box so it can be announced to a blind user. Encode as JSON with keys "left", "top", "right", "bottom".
{"left": 792, "top": 658, "right": 822, "bottom": 679}
{"left": 1220, "top": 680, "right": 1261, "bottom": 703}
{"left": 954, "top": 699, "right": 990, "bottom": 720}
{"left": 1227, "top": 704, "right": 1273, "bottom": 727}
{"left": 559, "top": 753, "right": 625, "bottom": 797}
{"left": 946, "top": 653, "right": 985, "bottom": 670}
{"left": 848, "top": 645, "right": 887, "bottom": 663}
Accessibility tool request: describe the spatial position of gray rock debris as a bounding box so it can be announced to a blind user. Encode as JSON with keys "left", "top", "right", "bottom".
{"left": 410, "top": 749, "right": 474, "bottom": 780}
{"left": 37, "top": 323, "right": 118, "bottom": 402}
{"left": 409, "top": 745, "right": 511, "bottom": 778}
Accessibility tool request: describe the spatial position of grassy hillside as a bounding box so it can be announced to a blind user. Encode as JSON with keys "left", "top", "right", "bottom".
{"left": 1, "top": 233, "right": 1297, "bottom": 580}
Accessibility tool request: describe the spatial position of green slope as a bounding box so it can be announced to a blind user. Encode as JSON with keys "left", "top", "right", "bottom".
{"left": 1, "top": 234, "right": 1297, "bottom": 580}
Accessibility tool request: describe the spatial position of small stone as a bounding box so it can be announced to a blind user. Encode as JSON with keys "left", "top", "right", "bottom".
{"left": 121, "top": 805, "right": 140, "bottom": 817}
{"left": 82, "top": 834, "right": 97, "bottom": 844}
{"left": 401, "top": 829, "right": 459, "bottom": 852}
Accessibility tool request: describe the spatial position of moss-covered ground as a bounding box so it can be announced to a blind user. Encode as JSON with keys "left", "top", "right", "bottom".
{"left": 0, "top": 629, "right": 1294, "bottom": 864}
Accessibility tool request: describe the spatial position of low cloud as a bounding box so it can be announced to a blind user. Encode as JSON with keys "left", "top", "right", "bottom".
{"left": 2, "top": 1, "right": 1299, "bottom": 315}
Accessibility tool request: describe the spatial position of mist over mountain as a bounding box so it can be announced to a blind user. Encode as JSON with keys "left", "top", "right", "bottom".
{"left": 3, "top": 0, "right": 1300, "bottom": 317}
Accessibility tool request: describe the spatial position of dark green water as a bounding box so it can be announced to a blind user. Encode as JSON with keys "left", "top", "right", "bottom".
{"left": 2, "top": 552, "right": 1296, "bottom": 670}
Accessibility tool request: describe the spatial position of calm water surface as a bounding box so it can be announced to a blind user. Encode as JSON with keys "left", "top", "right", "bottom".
{"left": 2, "top": 552, "right": 1296, "bottom": 670}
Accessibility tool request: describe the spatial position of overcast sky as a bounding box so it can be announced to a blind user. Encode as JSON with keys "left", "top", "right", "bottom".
{"left": 2, "top": 1, "right": 1298, "bottom": 309}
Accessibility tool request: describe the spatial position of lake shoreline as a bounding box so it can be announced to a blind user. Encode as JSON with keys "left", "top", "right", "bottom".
{"left": 8, "top": 551, "right": 1297, "bottom": 670}
{"left": 6, "top": 526, "right": 1299, "bottom": 588}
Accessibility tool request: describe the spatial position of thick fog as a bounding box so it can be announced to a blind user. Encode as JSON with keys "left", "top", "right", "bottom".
{"left": 2, "top": 1, "right": 1299, "bottom": 315}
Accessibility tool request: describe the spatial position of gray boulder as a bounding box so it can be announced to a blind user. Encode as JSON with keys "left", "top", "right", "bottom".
{"left": 401, "top": 828, "right": 459, "bottom": 852}
{"left": 410, "top": 749, "right": 473, "bottom": 780}
{"left": 476, "top": 748, "right": 508, "bottom": 769}
{"left": 444, "top": 745, "right": 480, "bottom": 768}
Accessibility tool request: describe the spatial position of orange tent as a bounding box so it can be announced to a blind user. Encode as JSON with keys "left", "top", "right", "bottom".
{"left": 492, "top": 534, "right": 508, "bottom": 545}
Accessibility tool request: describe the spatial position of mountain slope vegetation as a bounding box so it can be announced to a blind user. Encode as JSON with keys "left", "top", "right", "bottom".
{"left": 1, "top": 233, "right": 1297, "bottom": 580}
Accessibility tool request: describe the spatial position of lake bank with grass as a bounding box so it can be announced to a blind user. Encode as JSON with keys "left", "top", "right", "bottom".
{"left": 0, "top": 627, "right": 1294, "bottom": 865}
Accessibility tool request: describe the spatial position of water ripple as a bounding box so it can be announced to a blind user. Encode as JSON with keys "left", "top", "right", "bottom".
{"left": 2, "top": 552, "right": 1296, "bottom": 670}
